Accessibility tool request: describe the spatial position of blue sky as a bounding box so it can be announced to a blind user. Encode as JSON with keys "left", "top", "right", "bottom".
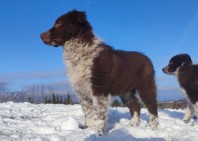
{"left": 0, "top": 0, "right": 198, "bottom": 101}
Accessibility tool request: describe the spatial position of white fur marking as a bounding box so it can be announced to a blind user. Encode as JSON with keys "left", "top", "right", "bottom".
{"left": 130, "top": 111, "right": 139, "bottom": 126}
{"left": 135, "top": 91, "right": 144, "bottom": 106}
{"left": 173, "top": 67, "right": 180, "bottom": 77}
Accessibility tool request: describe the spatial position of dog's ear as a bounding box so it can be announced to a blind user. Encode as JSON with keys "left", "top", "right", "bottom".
{"left": 70, "top": 10, "right": 87, "bottom": 24}
{"left": 77, "top": 11, "right": 87, "bottom": 24}
{"left": 180, "top": 54, "right": 192, "bottom": 65}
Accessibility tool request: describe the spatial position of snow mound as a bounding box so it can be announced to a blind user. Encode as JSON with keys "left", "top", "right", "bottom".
{"left": 61, "top": 116, "right": 79, "bottom": 130}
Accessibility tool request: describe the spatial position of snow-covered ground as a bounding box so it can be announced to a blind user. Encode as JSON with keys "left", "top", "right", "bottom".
{"left": 0, "top": 102, "right": 198, "bottom": 141}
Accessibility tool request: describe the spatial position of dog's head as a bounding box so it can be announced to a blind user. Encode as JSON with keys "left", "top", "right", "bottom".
{"left": 162, "top": 54, "right": 192, "bottom": 75}
{"left": 40, "top": 10, "right": 92, "bottom": 47}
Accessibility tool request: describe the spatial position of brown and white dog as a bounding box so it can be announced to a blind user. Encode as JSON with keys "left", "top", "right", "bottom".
{"left": 162, "top": 54, "right": 198, "bottom": 123}
{"left": 40, "top": 10, "right": 158, "bottom": 134}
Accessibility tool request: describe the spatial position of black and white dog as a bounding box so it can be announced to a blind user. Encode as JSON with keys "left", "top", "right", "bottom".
{"left": 41, "top": 10, "right": 158, "bottom": 134}
{"left": 163, "top": 54, "right": 198, "bottom": 123}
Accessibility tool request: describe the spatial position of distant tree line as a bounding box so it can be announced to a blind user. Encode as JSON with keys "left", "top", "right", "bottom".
{"left": 0, "top": 81, "right": 187, "bottom": 109}
{"left": 110, "top": 98, "right": 187, "bottom": 109}
{"left": 158, "top": 99, "right": 187, "bottom": 109}
{"left": 43, "top": 94, "right": 73, "bottom": 105}
{"left": 0, "top": 81, "right": 76, "bottom": 104}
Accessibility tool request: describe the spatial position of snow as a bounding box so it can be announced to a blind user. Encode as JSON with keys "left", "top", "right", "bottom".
{"left": 0, "top": 102, "right": 198, "bottom": 141}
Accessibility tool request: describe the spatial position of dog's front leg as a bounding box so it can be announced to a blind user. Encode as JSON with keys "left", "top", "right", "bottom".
{"left": 77, "top": 93, "right": 94, "bottom": 128}
{"left": 183, "top": 102, "right": 194, "bottom": 123}
{"left": 92, "top": 95, "right": 110, "bottom": 135}
{"left": 181, "top": 88, "right": 194, "bottom": 123}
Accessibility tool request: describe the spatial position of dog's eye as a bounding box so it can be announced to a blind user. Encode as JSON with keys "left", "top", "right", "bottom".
{"left": 56, "top": 22, "right": 61, "bottom": 25}
{"left": 55, "top": 22, "right": 62, "bottom": 28}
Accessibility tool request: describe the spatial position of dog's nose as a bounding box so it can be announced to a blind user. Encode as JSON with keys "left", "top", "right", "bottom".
{"left": 40, "top": 32, "right": 52, "bottom": 43}
{"left": 162, "top": 68, "right": 165, "bottom": 72}
{"left": 162, "top": 66, "right": 168, "bottom": 73}
{"left": 40, "top": 32, "right": 47, "bottom": 39}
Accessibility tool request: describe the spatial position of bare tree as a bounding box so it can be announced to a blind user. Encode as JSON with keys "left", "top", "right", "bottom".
{"left": 0, "top": 81, "right": 8, "bottom": 94}
{"left": 0, "top": 81, "right": 9, "bottom": 102}
{"left": 22, "top": 84, "right": 56, "bottom": 103}
{"left": 40, "top": 84, "right": 45, "bottom": 102}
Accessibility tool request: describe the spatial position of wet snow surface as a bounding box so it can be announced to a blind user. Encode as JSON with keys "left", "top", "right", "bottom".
{"left": 0, "top": 102, "right": 198, "bottom": 141}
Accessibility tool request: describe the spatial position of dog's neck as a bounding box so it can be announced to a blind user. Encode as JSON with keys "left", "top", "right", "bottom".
{"left": 173, "top": 63, "right": 188, "bottom": 77}
{"left": 62, "top": 36, "right": 104, "bottom": 67}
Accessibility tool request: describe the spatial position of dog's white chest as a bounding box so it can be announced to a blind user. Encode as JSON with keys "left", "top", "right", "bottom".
{"left": 62, "top": 38, "right": 103, "bottom": 94}
{"left": 180, "top": 87, "right": 191, "bottom": 103}
{"left": 66, "top": 61, "right": 93, "bottom": 94}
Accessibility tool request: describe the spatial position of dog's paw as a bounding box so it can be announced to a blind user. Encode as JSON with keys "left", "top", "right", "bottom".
{"left": 183, "top": 116, "right": 191, "bottom": 123}
{"left": 149, "top": 117, "right": 158, "bottom": 130}
{"left": 183, "top": 119, "right": 191, "bottom": 123}
{"left": 130, "top": 117, "right": 139, "bottom": 126}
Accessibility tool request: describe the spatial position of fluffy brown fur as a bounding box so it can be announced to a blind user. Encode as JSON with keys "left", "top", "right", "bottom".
{"left": 41, "top": 10, "right": 158, "bottom": 134}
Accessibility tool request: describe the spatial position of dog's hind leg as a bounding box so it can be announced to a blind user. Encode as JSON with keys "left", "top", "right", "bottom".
{"left": 138, "top": 80, "right": 158, "bottom": 129}
{"left": 183, "top": 100, "right": 194, "bottom": 123}
{"left": 120, "top": 90, "right": 141, "bottom": 126}
{"left": 181, "top": 88, "right": 194, "bottom": 123}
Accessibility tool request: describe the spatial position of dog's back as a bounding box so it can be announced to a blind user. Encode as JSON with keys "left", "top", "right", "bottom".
{"left": 92, "top": 45, "right": 155, "bottom": 96}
